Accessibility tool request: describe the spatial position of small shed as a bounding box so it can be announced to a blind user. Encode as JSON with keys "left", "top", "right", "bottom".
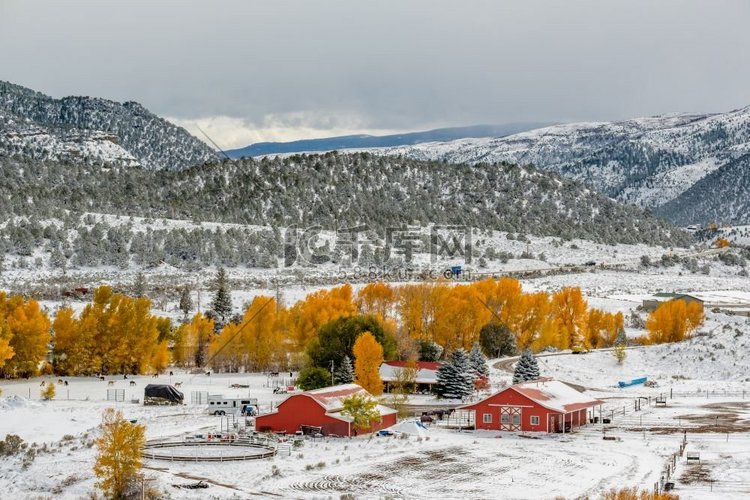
{"left": 459, "top": 378, "right": 603, "bottom": 433}
{"left": 642, "top": 293, "right": 704, "bottom": 312}
{"left": 255, "top": 384, "right": 397, "bottom": 437}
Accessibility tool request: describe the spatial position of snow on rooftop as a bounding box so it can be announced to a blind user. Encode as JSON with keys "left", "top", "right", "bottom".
{"left": 380, "top": 361, "right": 439, "bottom": 384}
{"left": 304, "top": 383, "right": 371, "bottom": 412}
{"left": 512, "top": 379, "right": 604, "bottom": 413}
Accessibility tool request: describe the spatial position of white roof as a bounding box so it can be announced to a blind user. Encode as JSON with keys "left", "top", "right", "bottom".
{"left": 462, "top": 378, "right": 603, "bottom": 414}
{"left": 379, "top": 363, "right": 438, "bottom": 384}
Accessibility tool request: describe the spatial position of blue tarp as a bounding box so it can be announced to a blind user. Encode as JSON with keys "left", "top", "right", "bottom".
{"left": 618, "top": 377, "right": 647, "bottom": 388}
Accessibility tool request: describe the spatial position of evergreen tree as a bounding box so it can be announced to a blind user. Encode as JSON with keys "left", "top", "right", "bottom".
{"left": 334, "top": 354, "right": 355, "bottom": 384}
{"left": 613, "top": 328, "right": 628, "bottom": 365}
{"left": 178, "top": 285, "right": 193, "bottom": 319}
{"left": 133, "top": 272, "right": 146, "bottom": 298}
{"left": 469, "top": 342, "right": 489, "bottom": 377}
{"left": 435, "top": 349, "right": 474, "bottom": 399}
{"left": 418, "top": 339, "right": 443, "bottom": 362}
{"left": 513, "top": 349, "right": 540, "bottom": 384}
{"left": 212, "top": 267, "right": 232, "bottom": 326}
{"left": 614, "top": 328, "right": 627, "bottom": 347}
{"left": 479, "top": 323, "right": 516, "bottom": 358}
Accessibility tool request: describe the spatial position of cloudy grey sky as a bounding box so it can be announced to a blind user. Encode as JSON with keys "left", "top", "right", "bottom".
{"left": 1, "top": 0, "right": 749, "bottom": 148}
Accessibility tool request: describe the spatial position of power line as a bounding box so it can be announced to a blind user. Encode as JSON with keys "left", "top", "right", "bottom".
{"left": 203, "top": 297, "right": 275, "bottom": 368}
{"left": 195, "top": 124, "right": 231, "bottom": 161}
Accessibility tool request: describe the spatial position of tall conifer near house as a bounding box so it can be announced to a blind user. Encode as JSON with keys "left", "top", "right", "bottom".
{"left": 435, "top": 348, "right": 474, "bottom": 399}
{"left": 513, "top": 349, "right": 540, "bottom": 384}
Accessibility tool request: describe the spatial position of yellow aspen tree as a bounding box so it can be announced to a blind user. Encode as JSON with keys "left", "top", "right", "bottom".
{"left": 3, "top": 296, "right": 51, "bottom": 377}
{"left": 353, "top": 331, "right": 384, "bottom": 395}
{"left": 550, "top": 288, "right": 589, "bottom": 349}
{"left": 94, "top": 408, "right": 145, "bottom": 499}
{"left": 515, "top": 292, "right": 550, "bottom": 349}
{"left": 0, "top": 318, "right": 15, "bottom": 370}
{"left": 173, "top": 313, "right": 214, "bottom": 367}
{"left": 238, "top": 296, "right": 281, "bottom": 371}
{"left": 52, "top": 307, "right": 79, "bottom": 375}
{"left": 149, "top": 341, "right": 170, "bottom": 374}
{"left": 487, "top": 277, "right": 524, "bottom": 331}
{"left": 357, "top": 282, "right": 396, "bottom": 321}
{"left": 646, "top": 299, "right": 704, "bottom": 344}
{"left": 209, "top": 322, "right": 243, "bottom": 372}
{"left": 289, "top": 284, "right": 356, "bottom": 349}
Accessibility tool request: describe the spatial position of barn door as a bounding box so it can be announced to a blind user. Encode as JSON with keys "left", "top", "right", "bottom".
{"left": 499, "top": 407, "right": 522, "bottom": 431}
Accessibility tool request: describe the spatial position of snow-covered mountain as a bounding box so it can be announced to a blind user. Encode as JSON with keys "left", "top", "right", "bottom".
{"left": 377, "top": 108, "right": 750, "bottom": 225}
{"left": 0, "top": 81, "right": 218, "bottom": 169}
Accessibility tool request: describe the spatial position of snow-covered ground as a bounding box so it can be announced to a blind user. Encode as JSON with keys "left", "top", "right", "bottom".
{"left": 3, "top": 314, "right": 750, "bottom": 500}
{"left": 2, "top": 219, "right": 750, "bottom": 498}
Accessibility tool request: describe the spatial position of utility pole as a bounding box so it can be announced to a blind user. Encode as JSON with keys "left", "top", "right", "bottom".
{"left": 330, "top": 360, "right": 335, "bottom": 386}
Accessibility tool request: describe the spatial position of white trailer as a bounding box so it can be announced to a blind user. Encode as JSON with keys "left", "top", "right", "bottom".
{"left": 207, "top": 395, "right": 258, "bottom": 416}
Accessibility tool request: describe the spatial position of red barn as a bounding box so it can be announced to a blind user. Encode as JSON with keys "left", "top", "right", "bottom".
{"left": 459, "top": 378, "right": 604, "bottom": 433}
{"left": 255, "top": 384, "right": 397, "bottom": 437}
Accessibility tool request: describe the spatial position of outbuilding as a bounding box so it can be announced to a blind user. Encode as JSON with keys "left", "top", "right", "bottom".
{"left": 642, "top": 293, "right": 704, "bottom": 312}
{"left": 459, "top": 378, "right": 604, "bottom": 433}
{"left": 380, "top": 361, "right": 439, "bottom": 393}
{"left": 255, "top": 384, "right": 397, "bottom": 437}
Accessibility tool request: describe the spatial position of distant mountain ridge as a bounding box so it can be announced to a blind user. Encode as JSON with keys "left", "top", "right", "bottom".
{"left": 0, "top": 80, "right": 219, "bottom": 169}
{"left": 373, "top": 108, "right": 750, "bottom": 225}
{"left": 225, "top": 123, "right": 552, "bottom": 158}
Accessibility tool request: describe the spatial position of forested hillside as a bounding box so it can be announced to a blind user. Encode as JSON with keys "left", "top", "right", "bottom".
{"left": 0, "top": 152, "right": 689, "bottom": 272}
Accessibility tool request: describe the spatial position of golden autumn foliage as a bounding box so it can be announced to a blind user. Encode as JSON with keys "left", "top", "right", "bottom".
{"left": 94, "top": 408, "right": 145, "bottom": 499}
{"left": 645, "top": 299, "right": 705, "bottom": 344}
{"left": 550, "top": 287, "right": 589, "bottom": 349}
{"left": 51, "top": 287, "right": 167, "bottom": 375}
{"left": 289, "top": 284, "right": 356, "bottom": 349}
{"left": 601, "top": 487, "right": 678, "bottom": 500}
{"left": 354, "top": 278, "right": 626, "bottom": 355}
{"left": 34, "top": 277, "right": 660, "bottom": 378}
{"left": 357, "top": 282, "right": 396, "bottom": 321}
{"left": 172, "top": 313, "right": 214, "bottom": 367}
{"left": 353, "top": 331, "right": 384, "bottom": 395}
{"left": 41, "top": 382, "right": 56, "bottom": 400}
{"left": 209, "top": 296, "right": 288, "bottom": 372}
{"left": 0, "top": 319, "right": 14, "bottom": 370}
{"left": 715, "top": 237, "right": 730, "bottom": 248}
{"left": 0, "top": 293, "right": 51, "bottom": 378}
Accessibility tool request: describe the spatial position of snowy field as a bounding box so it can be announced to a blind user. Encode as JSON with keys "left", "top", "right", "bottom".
{"left": 3, "top": 324, "right": 750, "bottom": 500}
{"left": 2, "top": 218, "right": 750, "bottom": 498}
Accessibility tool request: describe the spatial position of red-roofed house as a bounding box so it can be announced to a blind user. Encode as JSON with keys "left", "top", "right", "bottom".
{"left": 255, "top": 384, "right": 397, "bottom": 437}
{"left": 379, "top": 361, "right": 440, "bottom": 393}
{"left": 459, "top": 378, "right": 604, "bottom": 433}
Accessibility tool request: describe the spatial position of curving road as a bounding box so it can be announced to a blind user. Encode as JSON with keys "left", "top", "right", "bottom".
{"left": 492, "top": 347, "right": 645, "bottom": 393}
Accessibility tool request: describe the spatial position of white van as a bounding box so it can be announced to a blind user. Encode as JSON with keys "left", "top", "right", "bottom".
{"left": 207, "top": 395, "right": 258, "bottom": 416}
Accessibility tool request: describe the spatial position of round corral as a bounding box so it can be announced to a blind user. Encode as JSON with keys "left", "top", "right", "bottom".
{"left": 143, "top": 439, "right": 276, "bottom": 462}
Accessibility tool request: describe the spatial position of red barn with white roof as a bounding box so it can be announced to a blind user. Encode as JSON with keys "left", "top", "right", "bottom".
{"left": 459, "top": 378, "right": 604, "bottom": 433}
{"left": 255, "top": 384, "right": 397, "bottom": 437}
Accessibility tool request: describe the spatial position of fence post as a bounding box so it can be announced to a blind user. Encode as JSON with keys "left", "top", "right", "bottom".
{"left": 670, "top": 388, "right": 673, "bottom": 399}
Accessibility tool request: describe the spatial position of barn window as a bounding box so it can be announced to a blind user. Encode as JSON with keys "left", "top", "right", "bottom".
{"left": 483, "top": 413, "right": 492, "bottom": 423}
{"left": 530, "top": 416, "right": 540, "bottom": 425}
{"left": 500, "top": 413, "right": 510, "bottom": 424}
{"left": 512, "top": 413, "right": 521, "bottom": 425}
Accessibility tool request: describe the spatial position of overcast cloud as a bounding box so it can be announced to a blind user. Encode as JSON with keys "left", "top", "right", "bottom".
{"left": 1, "top": 0, "right": 749, "bottom": 148}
